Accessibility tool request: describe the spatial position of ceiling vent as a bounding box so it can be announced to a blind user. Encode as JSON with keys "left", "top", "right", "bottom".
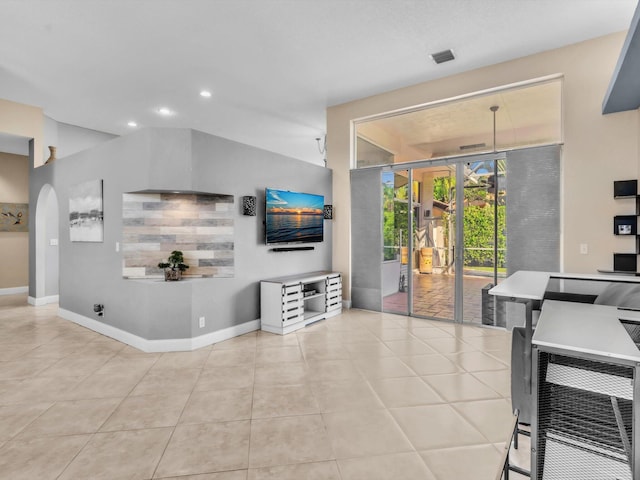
{"left": 430, "top": 49, "right": 455, "bottom": 64}
{"left": 459, "top": 142, "right": 486, "bottom": 151}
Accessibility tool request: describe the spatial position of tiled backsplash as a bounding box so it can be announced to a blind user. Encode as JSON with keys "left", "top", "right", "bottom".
{"left": 122, "top": 192, "right": 234, "bottom": 278}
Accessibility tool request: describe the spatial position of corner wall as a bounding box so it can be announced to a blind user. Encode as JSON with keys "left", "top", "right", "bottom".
{"left": 328, "top": 31, "right": 639, "bottom": 299}
{"left": 30, "top": 128, "right": 332, "bottom": 343}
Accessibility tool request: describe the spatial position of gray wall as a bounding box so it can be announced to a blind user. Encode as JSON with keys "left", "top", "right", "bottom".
{"left": 506, "top": 145, "right": 561, "bottom": 274}
{"left": 43, "top": 116, "right": 117, "bottom": 162}
{"left": 28, "top": 140, "right": 36, "bottom": 294}
{"left": 350, "top": 167, "right": 382, "bottom": 310}
{"left": 29, "top": 128, "right": 332, "bottom": 340}
{"left": 43, "top": 116, "right": 58, "bottom": 162}
{"left": 190, "top": 131, "right": 333, "bottom": 331}
{"left": 57, "top": 121, "right": 117, "bottom": 159}
{"left": 44, "top": 188, "right": 59, "bottom": 296}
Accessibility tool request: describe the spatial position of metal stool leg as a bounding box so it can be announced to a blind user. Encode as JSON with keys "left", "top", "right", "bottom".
{"left": 495, "top": 409, "right": 531, "bottom": 479}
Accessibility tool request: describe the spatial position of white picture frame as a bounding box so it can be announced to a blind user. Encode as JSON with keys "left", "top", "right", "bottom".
{"left": 69, "top": 179, "right": 104, "bottom": 242}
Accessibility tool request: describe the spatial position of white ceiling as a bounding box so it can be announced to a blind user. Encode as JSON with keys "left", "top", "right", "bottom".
{"left": 0, "top": 0, "right": 636, "bottom": 165}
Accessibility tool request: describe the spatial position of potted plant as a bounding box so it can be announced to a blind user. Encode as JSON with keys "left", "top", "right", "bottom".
{"left": 158, "top": 250, "right": 189, "bottom": 281}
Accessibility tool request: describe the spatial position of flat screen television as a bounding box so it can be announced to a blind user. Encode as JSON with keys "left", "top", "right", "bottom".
{"left": 265, "top": 188, "right": 324, "bottom": 244}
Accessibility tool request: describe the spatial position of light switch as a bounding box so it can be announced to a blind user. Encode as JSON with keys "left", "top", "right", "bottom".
{"left": 580, "top": 243, "right": 588, "bottom": 255}
{"left": 49, "top": 238, "right": 58, "bottom": 246}
{"left": 116, "top": 242, "right": 120, "bottom": 252}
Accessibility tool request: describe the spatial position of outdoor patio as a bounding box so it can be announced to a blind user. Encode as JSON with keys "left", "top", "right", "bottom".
{"left": 383, "top": 272, "right": 493, "bottom": 324}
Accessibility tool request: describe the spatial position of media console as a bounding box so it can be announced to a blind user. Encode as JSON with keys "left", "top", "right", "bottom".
{"left": 260, "top": 271, "right": 342, "bottom": 335}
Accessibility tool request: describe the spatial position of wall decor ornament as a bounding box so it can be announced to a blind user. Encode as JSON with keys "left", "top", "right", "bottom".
{"left": 323, "top": 204, "right": 333, "bottom": 220}
{"left": 0, "top": 203, "right": 28, "bottom": 232}
{"left": 45, "top": 146, "right": 57, "bottom": 164}
{"left": 69, "top": 179, "right": 104, "bottom": 242}
{"left": 242, "top": 195, "right": 257, "bottom": 216}
{"left": 619, "top": 224, "right": 632, "bottom": 235}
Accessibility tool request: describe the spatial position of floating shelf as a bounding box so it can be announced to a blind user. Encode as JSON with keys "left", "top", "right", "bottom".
{"left": 614, "top": 179, "right": 638, "bottom": 198}
{"left": 610, "top": 180, "right": 640, "bottom": 273}
{"left": 613, "top": 253, "right": 637, "bottom": 273}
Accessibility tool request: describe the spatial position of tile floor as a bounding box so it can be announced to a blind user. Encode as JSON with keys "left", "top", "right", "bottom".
{"left": 0, "top": 293, "right": 529, "bottom": 479}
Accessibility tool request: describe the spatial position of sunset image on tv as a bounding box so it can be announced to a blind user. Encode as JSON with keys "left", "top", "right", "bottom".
{"left": 266, "top": 188, "right": 324, "bottom": 244}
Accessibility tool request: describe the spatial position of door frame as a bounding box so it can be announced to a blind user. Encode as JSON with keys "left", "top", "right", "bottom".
{"left": 384, "top": 151, "right": 505, "bottom": 323}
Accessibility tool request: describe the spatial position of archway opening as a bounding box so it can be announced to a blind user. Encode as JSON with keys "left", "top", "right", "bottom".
{"left": 32, "top": 184, "right": 59, "bottom": 305}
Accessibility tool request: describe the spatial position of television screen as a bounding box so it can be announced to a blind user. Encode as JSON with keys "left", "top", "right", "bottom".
{"left": 265, "top": 188, "right": 324, "bottom": 244}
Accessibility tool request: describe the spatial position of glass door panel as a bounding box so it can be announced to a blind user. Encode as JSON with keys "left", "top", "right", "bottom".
{"left": 461, "top": 156, "right": 507, "bottom": 325}
{"left": 411, "top": 165, "right": 457, "bottom": 321}
{"left": 381, "top": 154, "right": 508, "bottom": 324}
{"left": 382, "top": 170, "right": 410, "bottom": 315}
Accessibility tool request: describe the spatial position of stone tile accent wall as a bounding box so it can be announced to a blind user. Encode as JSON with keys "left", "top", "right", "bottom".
{"left": 122, "top": 193, "right": 234, "bottom": 278}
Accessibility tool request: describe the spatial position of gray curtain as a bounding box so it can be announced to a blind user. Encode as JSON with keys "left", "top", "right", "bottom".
{"left": 506, "top": 145, "right": 561, "bottom": 274}
{"left": 350, "top": 168, "right": 383, "bottom": 311}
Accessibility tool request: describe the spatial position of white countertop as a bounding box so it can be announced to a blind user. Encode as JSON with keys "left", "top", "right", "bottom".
{"left": 488, "top": 270, "right": 640, "bottom": 300}
{"left": 488, "top": 271, "right": 550, "bottom": 300}
{"left": 533, "top": 300, "right": 640, "bottom": 363}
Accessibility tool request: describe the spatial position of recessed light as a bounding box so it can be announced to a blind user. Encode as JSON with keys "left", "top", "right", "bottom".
{"left": 158, "top": 107, "right": 173, "bottom": 116}
{"left": 200, "top": 90, "right": 212, "bottom": 98}
{"left": 127, "top": 121, "right": 138, "bottom": 127}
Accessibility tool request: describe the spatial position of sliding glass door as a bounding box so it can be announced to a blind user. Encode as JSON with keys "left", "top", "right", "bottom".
{"left": 382, "top": 153, "right": 506, "bottom": 323}
{"left": 461, "top": 155, "right": 506, "bottom": 325}
{"left": 381, "top": 169, "right": 410, "bottom": 315}
{"left": 410, "top": 164, "right": 458, "bottom": 321}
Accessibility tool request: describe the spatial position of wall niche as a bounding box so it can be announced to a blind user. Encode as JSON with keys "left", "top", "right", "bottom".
{"left": 122, "top": 192, "right": 234, "bottom": 279}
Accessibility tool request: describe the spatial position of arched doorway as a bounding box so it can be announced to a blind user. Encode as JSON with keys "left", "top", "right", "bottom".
{"left": 31, "top": 184, "right": 59, "bottom": 305}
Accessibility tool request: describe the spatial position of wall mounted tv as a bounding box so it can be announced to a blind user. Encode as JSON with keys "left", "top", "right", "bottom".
{"left": 265, "top": 188, "right": 324, "bottom": 245}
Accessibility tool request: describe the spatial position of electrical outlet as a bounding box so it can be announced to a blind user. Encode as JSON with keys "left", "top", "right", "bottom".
{"left": 580, "top": 243, "right": 588, "bottom": 255}
{"left": 115, "top": 242, "right": 120, "bottom": 252}
{"left": 199, "top": 316, "right": 205, "bottom": 328}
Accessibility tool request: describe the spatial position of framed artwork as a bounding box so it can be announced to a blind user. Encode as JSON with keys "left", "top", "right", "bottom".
{"left": 69, "top": 179, "right": 104, "bottom": 242}
{"left": 0, "top": 203, "right": 28, "bottom": 232}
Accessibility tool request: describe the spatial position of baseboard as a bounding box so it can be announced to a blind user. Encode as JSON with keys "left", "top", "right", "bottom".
{"left": 0, "top": 286, "right": 28, "bottom": 296}
{"left": 57, "top": 308, "right": 261, "bottom": 352}
{"left": 342, "top": 299, "right": 352, "bottom": 309}
{"left": 190, "top": 319, "right": 261, "bottom": 350}
{"left": 27, "top": 294, "right": 59, "bottom": 306}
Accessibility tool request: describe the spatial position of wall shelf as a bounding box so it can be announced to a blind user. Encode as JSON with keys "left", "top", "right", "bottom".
{"left": 614, "top": 179, "right": 638, "bottom": 198}
{"left": 611, "top": 180, "right": 640, "bottom": 273}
